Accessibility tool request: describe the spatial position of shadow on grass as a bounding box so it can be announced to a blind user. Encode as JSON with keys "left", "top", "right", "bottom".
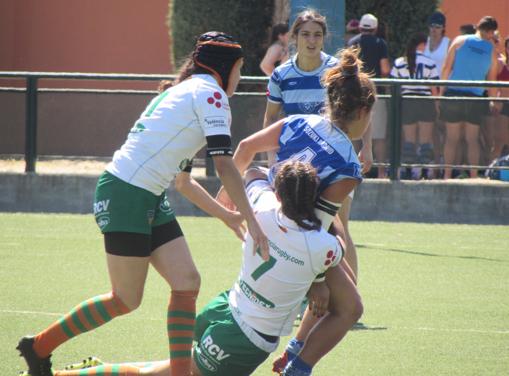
{"left": 356, "top": 244, "right": 507, "bottom": 263}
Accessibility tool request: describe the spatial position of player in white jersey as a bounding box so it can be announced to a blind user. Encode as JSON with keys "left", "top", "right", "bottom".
{"left": 217, "top": 47, "right": 377, "bottom": 374}
{"left": 30, "top": 161, "right": 362, "bottom": 376}
{"left": 17, "top": 32, "right": 268, "bottom": 376}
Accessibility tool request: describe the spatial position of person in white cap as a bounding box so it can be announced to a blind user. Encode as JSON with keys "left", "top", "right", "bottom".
{"left": 348, "top": 13, "right": 390, "bottom": 179}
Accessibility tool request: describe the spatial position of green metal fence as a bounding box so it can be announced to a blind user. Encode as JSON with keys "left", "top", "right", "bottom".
{"left": 1, "top": 71, "right": 509, "bottom": 179}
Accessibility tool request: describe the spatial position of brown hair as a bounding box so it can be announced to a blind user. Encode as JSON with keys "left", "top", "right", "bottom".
{"left": 274, "top": 160, "right": 321, "bottom": 231}
{"left": 477, "top": 16, "right": 498, "bottom": 32}
{"left": 322, "top": 46, "right": 376, "bottom": 130}
{"left": 290, "top": 9, "right": 327, "bottom": 39}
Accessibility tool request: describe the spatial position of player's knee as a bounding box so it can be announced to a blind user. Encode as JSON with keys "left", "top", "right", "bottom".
{"left": 177, "top": 269, "right": 201, "bottom": 291}
{"left": 111, "top": 289, "right": 143, "bottom": 312}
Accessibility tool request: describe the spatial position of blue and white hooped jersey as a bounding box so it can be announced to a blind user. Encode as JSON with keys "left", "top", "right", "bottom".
{"left": 267, "top": 52, "right": 338, "bottom": 115}
{"left": 269, "top": 114, "right": 362, "bottom": 193}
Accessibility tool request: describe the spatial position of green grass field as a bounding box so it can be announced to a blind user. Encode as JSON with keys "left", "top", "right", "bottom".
{"left": 1, "top": 213, "right": 508, "bottom": 375}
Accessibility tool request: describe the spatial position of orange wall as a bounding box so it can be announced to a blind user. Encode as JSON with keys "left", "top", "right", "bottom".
{"left": 441, "top": 0, "right": 508, "bottom": 42}
{"left": 0, "top": 0, "right": 172, "bottom": 88}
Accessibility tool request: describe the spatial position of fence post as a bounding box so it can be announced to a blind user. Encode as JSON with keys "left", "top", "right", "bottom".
{"left": 388, "top": 83, "right": 402, "bottom": 180}
{"left": 25, "top": 76, "right": 38, "bottom": 173}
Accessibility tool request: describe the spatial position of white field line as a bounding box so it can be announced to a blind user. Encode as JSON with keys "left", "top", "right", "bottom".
{"left": 2, "top": 309, "right": 508, "bottom": 334}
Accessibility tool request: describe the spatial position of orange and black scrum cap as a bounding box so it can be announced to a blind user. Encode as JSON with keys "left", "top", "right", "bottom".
{"left": 193, "top": 31, "right": 244, "bottom": 90}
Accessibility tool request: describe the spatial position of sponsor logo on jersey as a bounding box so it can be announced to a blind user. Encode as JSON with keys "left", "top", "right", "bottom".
{"left": 200, "top": 335, "right": 230, "bottom": 365}
{"left": 268, "top": 239, "right": 304, "bottom": 266}
{"left": 159, "top": 199, "right": 173, "bottom": 214}
{"left": 97, "top": 216, "right": 110, "bottom": 229}
{"left": 93, "top": 199, "right": 110, "bottom": 215}
{"left": 129, "top": 122, "right": 146, "bottom": 133}
{"left": 204, "top": 116, "right": 227, "bottom": 129}
{"left": 298, "top": 101, "right": 321, "bottom": 114}
{"left": 303, "top": 125, "right": 334, "bottom": 155}
{"left": 239, "top": 279, "right": 275, "bottom": 308}
{"left": 207, "top": 91, "right": 223, "bottom": 108}
{"left": 324, "top": 249, "right": 337, "bottom": 266}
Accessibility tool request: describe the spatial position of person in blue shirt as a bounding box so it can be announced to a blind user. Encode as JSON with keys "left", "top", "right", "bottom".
{"left": 440, "top": 16, "right": 499, "bottom": 179}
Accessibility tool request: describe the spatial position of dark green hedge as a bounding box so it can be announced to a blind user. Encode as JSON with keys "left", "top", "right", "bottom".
{"left": 346, "top": 0, "right": 440, "bottom": 59}
{"left": 170, "top": 0, "right": 274, "bottom": 76}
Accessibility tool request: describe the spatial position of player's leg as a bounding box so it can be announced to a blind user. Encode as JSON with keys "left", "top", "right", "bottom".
{"left": 150, "top": 217, "right": 200, "bottom": 376}
{"left": 443, "top": 122, "right": 462, "bottom": 179}
{"left": 464, "top": 122, "right": 480, "bottom": 178}
{"left": 337, "top": 196, "right": 357, "bottom": 278}
{"left": 283, "top": 265, "right": 363, "bottom": 375}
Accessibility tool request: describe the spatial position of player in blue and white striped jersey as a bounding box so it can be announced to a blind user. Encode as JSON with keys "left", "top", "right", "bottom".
{"left": 390, "top": 33, "right": 440, "bottom": 178}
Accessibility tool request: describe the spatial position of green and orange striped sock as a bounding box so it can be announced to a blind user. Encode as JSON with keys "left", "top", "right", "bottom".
{"left": 33, "top": 292, "right": 131, "bottom": 358}
{"left": 54, "top": 364, "right": 140, "bottom": 375}
{"left": 167, "top": 290, "right": 198, "bottom": 376}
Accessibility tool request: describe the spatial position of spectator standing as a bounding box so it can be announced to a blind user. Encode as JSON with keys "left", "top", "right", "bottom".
{"left": 493, "top": 36, "right": 509, "bottom": 159}
{"left": 345, "top": 19, "right": 360, "bottom": 44}
{"left": 259, "top": 23, "right": 290, "bottom": 76}
{"left": 460, "top": 24, "right": 476, "bottom": 35}
{"left": 424, "top": 11, "right": 450, "bottom": 74}
{"left": 348, "top": 13, "right": 390, "bottom": 178}
{"left": 390, "top": 33, "right": 440, "bottom": 179}
{"left": 440, "top": 16, "right": 499, "bottom": 179}
{"left": 424, "top": 11, "right": 450, "bottom": 177}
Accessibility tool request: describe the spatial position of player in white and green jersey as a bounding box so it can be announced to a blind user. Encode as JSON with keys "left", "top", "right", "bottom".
{"left": 17, "top": 32, "right": 269, "bottom": 376}
{"left": 29, "top": 161, "right": 361, "bottom": 376}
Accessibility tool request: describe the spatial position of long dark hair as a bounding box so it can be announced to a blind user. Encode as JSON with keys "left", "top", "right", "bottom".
{"left": 406, "top": 32, "right": 428, "bottom": 77}
{"left": 274, "top": 161, "right": 321, "bottom": 231}
{"left": 270, "top": 23, "right": 289, "bottom": 44}
{"left": 322, "top": 46, "right": 376, "bottom": 130}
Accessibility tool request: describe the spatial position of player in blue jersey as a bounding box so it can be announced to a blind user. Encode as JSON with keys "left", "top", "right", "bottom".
{"left": 218, "top": 46, "right": 377, "bottom": 375}
{"left": 263, "top": 9, "right": 373, "bottom": 280}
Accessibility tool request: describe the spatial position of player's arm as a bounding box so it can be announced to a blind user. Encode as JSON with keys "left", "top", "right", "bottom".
{"left": 174, "top": 171, "right": 245, "bottom": 241}
{"left": 260, "top": 44, "right": 282, "bottom": 76}
{"left": 233, "top": 119, "right": 284, "bottom": 174}
{"left": 440, "top": 36, "right": 463, "bottom": 95}
{"left": 213, "top": 154, "right": 269, "bottom": 259}
{"left": 315, "top": 178, "right": 359, "bottom": 232}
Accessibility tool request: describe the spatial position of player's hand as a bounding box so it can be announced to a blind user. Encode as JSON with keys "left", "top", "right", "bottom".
{"left": 222, "top": 210, "right": 246, "bottom": 241}
{"left": 306, "top": 281, "right": 330, "bottom": 318}
{"left": 490, "top": 100, "right": 502, "bottom": 115}
{"left": 358, "top": 143, "right": 373, "bottom": 174}
{"left": 216, "top": 185, "right": 236, "bottom": 211}
{"left": 246, "top": 217, "right": 269, "bottom": 261}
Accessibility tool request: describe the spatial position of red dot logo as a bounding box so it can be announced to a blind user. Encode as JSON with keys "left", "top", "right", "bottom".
{"left": 207, "top": 91, "right": 223, "bottom": 108}
{"left": 325, "top": 249, "right": 335, "bottom": 266}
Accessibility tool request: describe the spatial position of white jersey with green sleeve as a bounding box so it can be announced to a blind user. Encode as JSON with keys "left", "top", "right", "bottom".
{"left": 106, "top": 74, "right": 231, "bottom": 195}
{"left": 228, "top": 179, "right": 343, "bottom": 337}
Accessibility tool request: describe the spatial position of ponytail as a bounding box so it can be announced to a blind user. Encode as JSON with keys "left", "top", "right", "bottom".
{"left": 322, "top": 46, "right": 376, "bottom": 130}
{"left": 275, "top": 161, "right": 321, "bottom": 231}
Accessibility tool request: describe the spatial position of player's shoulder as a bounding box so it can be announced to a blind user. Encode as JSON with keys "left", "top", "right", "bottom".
{"left": 394, "top": 56, "right": 407, "bottom": 67}
{"left": 272, "top": 58, "right": 297, "bottom": 81}
{"left": 323, "top": 53, "right": 339, "bottom": 68}
{"left": 307, "top": 230, "right": 341, "bottom": 262}
{"left": 190, "top": 74, "right": 226, "bottom": 97}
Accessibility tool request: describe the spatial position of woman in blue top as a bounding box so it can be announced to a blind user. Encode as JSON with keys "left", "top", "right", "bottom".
{"left": 440, "top": 16, "right": 499, "bottom": 179}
